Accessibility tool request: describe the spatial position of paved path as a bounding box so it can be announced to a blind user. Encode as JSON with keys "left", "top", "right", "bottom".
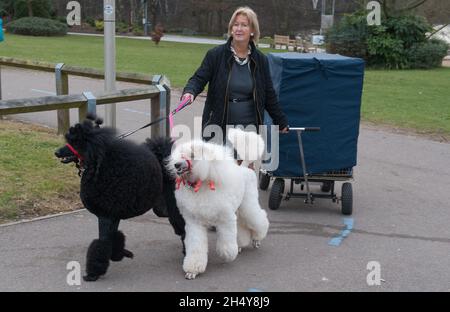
{"left": 1, "top": 67, "right": 450, "bottom": 291}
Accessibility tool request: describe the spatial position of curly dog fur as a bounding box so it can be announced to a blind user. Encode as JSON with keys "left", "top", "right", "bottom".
{"left": 55, "top": 115, "right": 185, "bottom": 281}
{"left": 167, "top": 128, "right": 269, "bottom": 279}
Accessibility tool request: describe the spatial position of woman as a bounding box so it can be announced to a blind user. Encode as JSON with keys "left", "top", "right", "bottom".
{"left": 182, "top": 6, "right": 288, "bottom": 164}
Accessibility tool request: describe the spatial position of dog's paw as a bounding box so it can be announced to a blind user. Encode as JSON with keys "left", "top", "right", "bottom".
{"left": 111, "top": 248, "right": 134, "bottom": 262}
{"left": 123, "top": 249, "right": 134, "bottom": 259}
{"left": 183, "top": 256, "right": 207, "bottom": 281}
{"left": 83, "top": 274, "right": 100, "bottom": 282}
{"left": 185, "top": 272, "right": 198, "bottom": 280}
{"left": 216, "top": 243, "right": 238, "bottom": 262}
{"left": 252, "top": 240, "right": 261, "bottom": 249}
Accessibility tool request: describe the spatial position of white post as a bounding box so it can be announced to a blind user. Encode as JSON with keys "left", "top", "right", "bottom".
{"left": 104, "top": 0, "right": 116, "bottom": 127}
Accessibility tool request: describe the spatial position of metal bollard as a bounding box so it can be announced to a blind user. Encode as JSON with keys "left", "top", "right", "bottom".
{"left": 79, "top": 91, "right": 96, "bottom": 122}
{"left": 151, "top": 75, "right": 170, "bottom": 137}
{"left": 82, "top": 91, "right": 97, "bottom": 116}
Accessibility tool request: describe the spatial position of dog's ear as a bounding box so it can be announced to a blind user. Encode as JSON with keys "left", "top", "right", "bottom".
{"left": 84, "top": 113, "right": 103, "bottom": 128}
{"left": 68, "top": 120, "right": 91, "bottom": 138}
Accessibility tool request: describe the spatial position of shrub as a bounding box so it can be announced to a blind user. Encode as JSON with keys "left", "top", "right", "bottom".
{"left": 326, "top": 12, "right": 369, "bottom": 60}
{"left": 326, "top": 12, "right": 444, "bottom": 69}
{"left": 95, "top": 20, "right": 104, "bottom": 31}
{"left": 407, "top": 39, "right": 449, "bottom": 69}
{"left": 55, "top": 16, "right": 67, "bottom": 25}
{"left": 116, "top": 21, "right": 130, "bottom": 34}
{"left": 86, "top": 17, "right": 96, "bottom": 28}
{"left": 366, "top": 25, "right": 408, "bottom": 69}
{"left": 132, "top": 25, "right": 144, "bottom": 36}
{"left": 151, "top": 23, "right": 164, "bottom": 45}
{"left": 12, "top": 0, "right": 55, "bottom": 19}
{"left": 6, "top": 17, "right": 67, "bottom": 36}
{"left": 385, "top": 15, "right": 430, "bottom": 49}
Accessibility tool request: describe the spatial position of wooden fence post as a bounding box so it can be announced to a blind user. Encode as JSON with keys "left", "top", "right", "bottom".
{"left": 55, "top": 63, "right": 70, "bottom": 134}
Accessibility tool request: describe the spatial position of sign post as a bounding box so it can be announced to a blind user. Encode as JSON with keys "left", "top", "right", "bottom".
{"left": 142, "top": 0, "right": 149, "bottom": 36}
{"left": 104, "top": 0, "right": 116, "bottom": 127}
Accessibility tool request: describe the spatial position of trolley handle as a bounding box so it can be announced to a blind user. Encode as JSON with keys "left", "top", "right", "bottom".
{"left": 289, "top": 127, "right": 320, "bottom": 132}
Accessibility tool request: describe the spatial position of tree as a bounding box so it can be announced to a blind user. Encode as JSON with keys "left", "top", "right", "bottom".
{"left": 0, "top": 0, "right": 14, "bottom": 19}
{"left": 351, "top": 0, "right": 429, "bottom": 17}
{"left": 27, "top": 0, "right": 34, "bottom": 17}
{"left": 148, "top": 0, "right": 161, "bottom": 29}
{"left": 379, "top": 0, "right": 428, "bottom": 17}
{"left": 417, "top": 0, "right": 450, "bottom": 24}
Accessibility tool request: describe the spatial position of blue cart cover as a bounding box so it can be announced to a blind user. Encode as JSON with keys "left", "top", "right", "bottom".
{"left": 264, "top": 53, "right": 365, "bottom": 176}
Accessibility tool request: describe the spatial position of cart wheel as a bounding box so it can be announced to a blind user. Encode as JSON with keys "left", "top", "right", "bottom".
{"left": 321, "top": 181, "right": 332, "bottom": 193}
{"left": 341, "top": 182, "right": 353, "bottom": 215}
{"left": 269, "top": 178, "right": 284, "bottom": 210}
{"left": 259, "top": 171, "right": 270, "bottom": 190}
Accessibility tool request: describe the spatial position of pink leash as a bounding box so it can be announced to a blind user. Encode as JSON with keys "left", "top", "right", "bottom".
{"left": 169, "top": 97, "right": 191, "bottom": 137}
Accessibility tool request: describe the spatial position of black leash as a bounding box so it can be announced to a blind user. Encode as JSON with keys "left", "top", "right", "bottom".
{"left": 116, "top": 115, "right": 167, "bottom": 139}
{"left": 116, "top": 98, "right": 191, "bottom": 139}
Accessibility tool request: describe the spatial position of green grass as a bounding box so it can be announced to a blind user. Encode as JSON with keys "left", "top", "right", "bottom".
{"left": 1, "top": 33, "right": 449, "bottom": 137}
{"left": 362, "top": 69, "right": 450, "bottom": 136}
{"left": 0, "top": 120, "right": 81, "bottom": 223}
{"left": 0, "top": 33, "right": 279, "bottom": 87}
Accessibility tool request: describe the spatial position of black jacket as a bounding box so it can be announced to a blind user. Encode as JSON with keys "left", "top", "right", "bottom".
{"left": 183, "top": 37, "right": 288, "bottom": 138}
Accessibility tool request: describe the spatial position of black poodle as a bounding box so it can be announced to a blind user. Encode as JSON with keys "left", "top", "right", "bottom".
{"left": 55, "top": 114, "right": 185, "bottom": 281}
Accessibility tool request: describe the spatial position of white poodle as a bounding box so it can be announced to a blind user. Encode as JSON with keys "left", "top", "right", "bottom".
{"left": 167, "top": 129, "right": 269, "bottom": 279}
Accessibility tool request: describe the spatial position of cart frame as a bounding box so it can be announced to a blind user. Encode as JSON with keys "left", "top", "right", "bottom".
{"left": 259, "top": 127, "right": 354, "bottom": 215}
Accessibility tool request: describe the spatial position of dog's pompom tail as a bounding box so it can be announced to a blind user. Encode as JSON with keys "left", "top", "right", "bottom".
{"left": 95, "top": 118, "right": 103, "bottom": 128}
{"left": 85, "top": 113, "right": 103, "bottom": 128}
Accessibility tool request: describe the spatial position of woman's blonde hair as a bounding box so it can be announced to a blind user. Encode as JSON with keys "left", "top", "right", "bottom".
{"left": 227, "top": 6, "right": 260, "bottom": 44}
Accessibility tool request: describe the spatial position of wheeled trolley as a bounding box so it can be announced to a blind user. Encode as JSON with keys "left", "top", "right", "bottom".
{"left": 261, "top": 52, "right": 364, "bottom": 215}
{"left": 259, "top": 127, "right": 354, "bottom": 215}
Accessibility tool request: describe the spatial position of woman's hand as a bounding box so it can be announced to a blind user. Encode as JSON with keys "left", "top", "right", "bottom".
{"left": 181, "top": 93, "right": 194, "bottom": 104}
{"left": 280, "top": 126, "right": 289, "bottom": 133}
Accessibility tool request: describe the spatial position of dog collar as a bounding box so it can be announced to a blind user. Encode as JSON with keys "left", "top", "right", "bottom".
{"left": 181, "top": 155, "right": 192, "bottom": 172}
{"left": 66, "top": 143, "right": 84, "bottom": 162}
{"left": 176, "top": 177, "right": 215, "bottom": 192}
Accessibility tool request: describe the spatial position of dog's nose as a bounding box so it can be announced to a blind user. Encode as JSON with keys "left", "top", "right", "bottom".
{"left": 175, "top": 162, "right": 182, "bottom": 170}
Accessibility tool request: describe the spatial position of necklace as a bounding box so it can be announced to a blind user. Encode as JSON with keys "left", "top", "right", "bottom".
{"left": 230, "top": 45, "right": 251, "bottom": 65}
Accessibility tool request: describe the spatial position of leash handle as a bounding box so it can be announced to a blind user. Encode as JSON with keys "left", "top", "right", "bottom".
{"left": 169, "top": 97, "right": 192, "bottom": 137}
{"left": 175, "top": 97, "right": 191, "bottom": 113}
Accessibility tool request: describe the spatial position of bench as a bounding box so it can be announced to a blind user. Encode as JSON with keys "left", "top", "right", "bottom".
{"left": 273, "top": 34, "right": 296, "bottom": 50}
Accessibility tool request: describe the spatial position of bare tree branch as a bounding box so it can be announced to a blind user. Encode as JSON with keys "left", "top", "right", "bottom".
{"left": 396, "top": 0, "right": 428, "bottom": 13}
{"left": 426, "top": 23, "right": 449, "bottom": 39}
